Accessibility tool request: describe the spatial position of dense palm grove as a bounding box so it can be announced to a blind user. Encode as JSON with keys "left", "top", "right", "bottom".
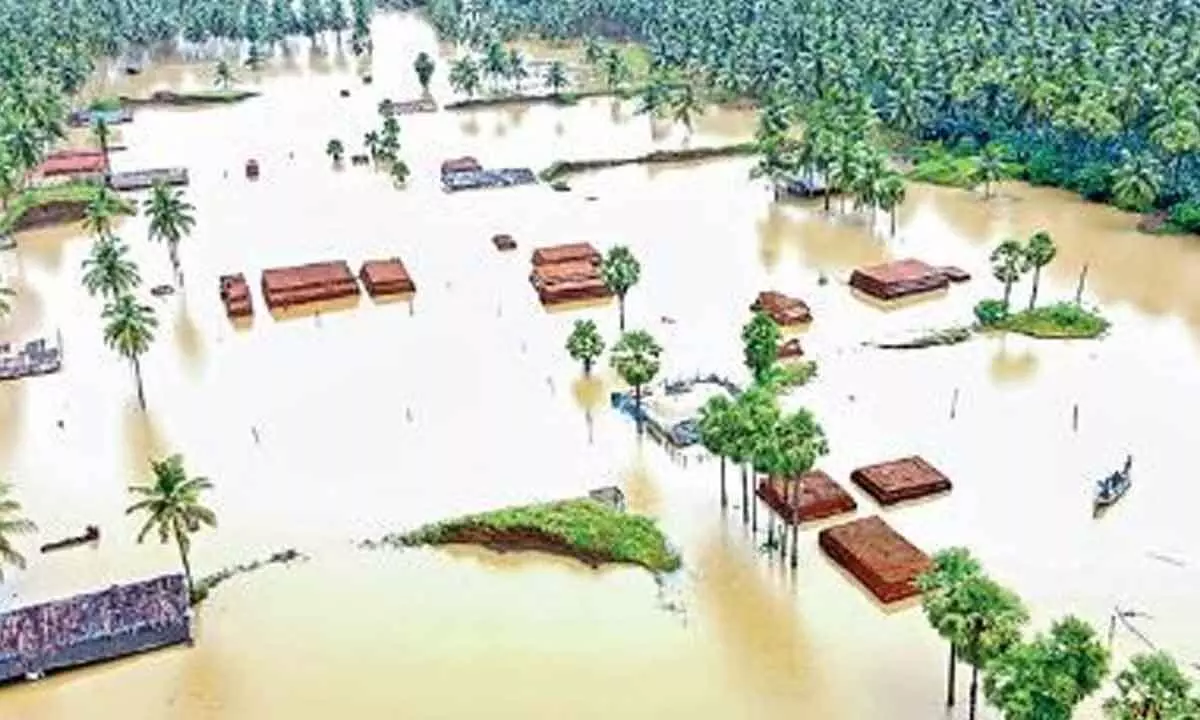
{"left": 425, "top": 0, "right": 1200, "bottom": 231}
{"left": 0, "top": 0, "right": 377, "bottom": 204}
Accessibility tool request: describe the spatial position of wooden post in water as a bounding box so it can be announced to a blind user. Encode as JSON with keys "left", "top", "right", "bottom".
{"left": 1075, "top": 263, "right": 1090, "bottom": 305}
{"left": 752, "top": 490, "right": 758, "bottom": 532}
{"left": 1073, "top": 403, "right": 1079, "bottom": 432}
{"left": 950, "top": 387, "right": 960, "bottom": 420}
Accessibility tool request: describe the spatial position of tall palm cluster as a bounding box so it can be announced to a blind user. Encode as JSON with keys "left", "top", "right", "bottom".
{"left": 447, "top": 40, "right": 531, "bottom": 98}
{"left": 427, "top": 0, "right": 1200, "bottom": 223}
{"left": 0, "top": 0, "right": 375, "bottom": 203}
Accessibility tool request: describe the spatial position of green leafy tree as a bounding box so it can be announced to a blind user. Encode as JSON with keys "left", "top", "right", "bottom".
{"left": 958, "top": 576, "right": 1030, "bottom": 720}
{"left": 774, "top": 407, "right": 828, "bottom": 566}
{"left": 974, "top": 143, "right": 1005, "bottom": 199}
{"left": 697, "top": 394, "right": 736, "bottom": 508}
{"left": 0, "top": 481, "right": 36, "bottom": 582}
{"left": 102, "top": 293, "right": 158, "bottom": 410}
{"left": 1104, "top": 652, "right": 1197, "bottom": 720}
{"left": 82, "top": 236, "right": 141, "bottom": 300}
{"left": 92, "top": 118, "right": 113, "bottom": 185}
{"left": 990, "top": 238, "right": 1027, "bottom": 311}
{"left": 390, "top": 159, "right": 410, "bottom": 186}
{"left": 566, "top": 319, "right": 605, "bottom": 374}
{"left": 213, "top": 60, "right": 236, "bottom": 90}
{"left": 1022, "top": 230, "right": 1057, "bottom": 310}
{"left": 602, "top": 49, "right": 631, "bottom": 91}
{"left": 449, "top": 56, "right": 481, "bottom": 98}
{"left": 728, "top": 385, "right": 779, "bottom": 524}
{"left": 668, "top": 83, "right": 703, "bottom": 136}
{"left": 363, "top": 130, "right": 381, "bottom": 161}
{"left": 609, "top": 329, "right": 662, "bottom": 418}
{"left": 506, "top": 48, "right": 528, "bottom": 90}
{"left": 742, "top": 311, "right": 781, "bottom": 384}
{"left": 144, "top": 182, "right": 196, "bottom": 287}
{"left": 326, "top": 138, "right": 345, "bottom": 164}
{"left": 545, "top": 60, "right": 569, "bottom": 94}
{"left": 600, "top": 245, "right": 641, "bottom": 332}
{"left": 327, "top": 0, "right": 349, "bottom": 43}
{"left": 918, "top": 547, "right": 985, "bottom": 709}
{"left": 985, "top": 616, "right": 1110, "bottom": 720}
{"left": 126, "top": 454, "right": 216, "bottom": 602}
{"left": 414, "top": 52, "right": 436, "bottom": 93}
{"left": 483, "top": 41, "right": 508, "bottom": 90}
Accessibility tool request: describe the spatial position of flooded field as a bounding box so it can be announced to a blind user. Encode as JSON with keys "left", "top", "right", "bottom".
{"left": 2, "top": 10, "right": 1200, "bottom": 720}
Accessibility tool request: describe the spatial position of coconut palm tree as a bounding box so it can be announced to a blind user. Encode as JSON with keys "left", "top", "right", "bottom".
{"left": 545, "top": 60, "right": 569, "bottom": 95}
{"left": 775, "top": 407, "right": 828, "bottom": 567}
{"left": 414, "top": 51, "right": 436, "bottom": 93}
{"left": 390, "top": 159, "right": 410, "bottom": 186}
{"left": 482, "top": 41, "right": 509, "bottom": 91}
{"left": 1103, "top": 652, "right": 1197, "bottom": 720}
{"left": 82, "top": 184, "right": 132, "bottom": 239}
{"left": 144, "top": 182, "right": 196, "bottom": 287}
{"left": 126, "top": 454, "right": 216, "bottom": 602}
{"left": 92, "top": 117, "right": 113, "bottom": 186}
{"left": 363, "top": 130, "right": 381, "bottom": 161}
{"left": 974, "top": 143, "right": 1006, "bottom": 199}
{"left": 213, "top": 60, "right": 236, "bottom": 90}
{"left": 326, "top": 138, "right": 345, "bottom": 164}
{"left": 729, "top": 385, "right": 779, "bottom": 525}
{"left": 1111, "top": 152, "right": 1163, "bottom": 212}
{"left": 876, "top": 171, "right": 907, "bottom": 236}
{"left": 990, "top": 238, "right": 1027, "bottom": 311}
{"left": 566, "top": 319, "right": 605, "bottom": 374}
{"left": 698, "top": 394, "right": 735, "bottom": 508}
{"left": 601, "top": 49, "right": 631, "bottom": 91}
{"left": 600, "top": 245, "right": 641, "bottom": 332}
{"left": 918, "top": 547, "right": 985, "bottom": 709}
{"left": 1022, "top": 230, "right": 1057, "bottom": 310}
{"left": 82, "top": 236, "right": 141, "bottom": 300}
{"left": 506, "top": 48, "right": 528, "bottom": 91}
{"left": 0, "top": 481, "right": 36, "bottom": 582}
{"left": 667, "top": 83, "right": 703, "bottom": 137}
{"left": 0, "top": 283, "right": 13, "bottom": 320}
{"left": 609, "top": 329, "right": 662, "bottom": 422}
{"left": 635, "top": 73, "right": 672, "bottom": 127}
{"left": 101, "top": 293, "right": 158, "bottom": 410}
{"left": 448, "top": 56, "right": 481, "bottom": 98}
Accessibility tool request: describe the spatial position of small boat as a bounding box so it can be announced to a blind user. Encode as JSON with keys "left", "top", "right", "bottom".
{"left": 1094, "top": 455, "right": 1132, "bottom": 516}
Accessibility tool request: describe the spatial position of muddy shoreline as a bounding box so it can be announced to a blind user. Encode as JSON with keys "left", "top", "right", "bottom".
{"left": 539, "top": 142, "right": 756, "bottom": 181}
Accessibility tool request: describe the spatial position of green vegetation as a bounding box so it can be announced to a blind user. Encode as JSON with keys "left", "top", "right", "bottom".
{"left": 1103, "top": 651, "right": 1200, "bottom": 719}
{"left": 126, "top": 454, "right": 217, "bottom": 603}
{"left": 741, "top": 311, "right": 781, "bottom": 384}
{"left": 566, "top": 318, "right": 605, "bottom": 374}
{"left": 600, "top": 245, "right": 641, "bottom": 332}
{"left": 538, "top": 142, "right": 756, "bottom": 182}
{"left": 121, "top": 89, "right": 261, "bottom": 106}
{"left": 192, "top": 549, "right": 305, "bottom": 606}
{"left": 144, "top": 182, "right": 196, "bottom": 287}
{"left": 986, "top": 303, "right": 1110, "bottom": 340}
{"left": 0, "top": 181, "right": 124, "bottom": 234}
{"left": 873, "top": 326, "right": 974, "bottom": 350}
{"left": 0, "top": 481, "right": 37, "bottom": 583}
{"left": 88, "top": 96, "right": 123, "bottom": 112}
{"left": 0, "top": 284, "right": 13, "bottom": 320}
{"left": 907, "top": 142, "right": 1024, "bottom": 191}
{"left": 370, "top": 499, "right": 682, "bottom": 574}
{"left": 610, "top": 329, "right": 662, "bottom": 416}
{"left": 975, "top": 232, "right": 1110, "bottom": 339}
{"left": 426, "top": 0, "right": 1200, "bottom": 235}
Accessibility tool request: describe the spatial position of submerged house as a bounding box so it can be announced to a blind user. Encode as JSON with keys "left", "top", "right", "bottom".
{"left": 0, "top": 573, "right": 191, "bottom": 683}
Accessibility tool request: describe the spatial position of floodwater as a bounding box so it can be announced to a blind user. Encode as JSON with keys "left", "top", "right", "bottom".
{"left": 2, "top": 10, "right": 1199, "bottom": 719}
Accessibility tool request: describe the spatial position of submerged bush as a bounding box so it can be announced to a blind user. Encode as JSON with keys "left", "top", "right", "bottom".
{"left": 974, "top": 299, "right": 1009, "bottom": 326}
{"left": 1166, "top": 201, "right": 1200, "bottom": 234}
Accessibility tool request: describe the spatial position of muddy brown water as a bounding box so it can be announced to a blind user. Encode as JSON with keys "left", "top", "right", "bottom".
{"left": 1, "top": 11, "right": 1199, "bottom": 719}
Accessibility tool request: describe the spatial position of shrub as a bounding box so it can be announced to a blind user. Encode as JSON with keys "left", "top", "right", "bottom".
{"left": 1071, "top": 163, "right": 1113, "bottom": 202}
{"left": 1167, "top": 201, "right": 1200, "bottom": 234}
{"left": 1026, "top": 149, "right": 1063, "bottom": 187}
{"left": 974, "top": 299, "right": 1009, "bottom": 326}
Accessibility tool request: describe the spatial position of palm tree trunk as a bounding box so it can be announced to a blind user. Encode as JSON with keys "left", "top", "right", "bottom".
{"left": 634, "top": 384, "right": 643, "bottom": 433}
{"left": 741, "top": 466, "right": 748, "bottom": 524}
{"left": 751, "top": 478, "right": 758, "bottom": 531}
{"left": 1002, "top": 280, "right": 1013, "bottom": 311}
{"left": 947, "top": 644, "right": 957, "bottom": 707}
{"left": 132, "top": 354, "right": 147, "bottom": 410}
{"left": 789, "top": 476, "right": 801, "bottom": 568}
{"left": 175, "top": 530, "right": 195, "bottom": 602}
{"left": 618, "top": 295, "right": 626, "bottom": 332}
{"left": 969, "top": 665, "right": 980, "bottom": 720}
{"left": 890, "top": 208, "right": 897, "bottom": 236}
{"left": 1028, "top": 267, "right": 1041, "bottom": 310}
{"left": 719, "top": 458, "right": 728, "bottom": 508}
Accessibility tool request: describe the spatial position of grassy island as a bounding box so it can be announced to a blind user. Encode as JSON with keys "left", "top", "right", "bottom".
{"left": 983, "top": 303, "right": 1109, "bottom": 339}
{"left": 539, "top": 142, "right": 756, "bottom": 182}
{"left": 1, "top": 181, "right": 127, "bottom": 233}
{"left": 364, "top": 499, "right": 682, "bottom": 574}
